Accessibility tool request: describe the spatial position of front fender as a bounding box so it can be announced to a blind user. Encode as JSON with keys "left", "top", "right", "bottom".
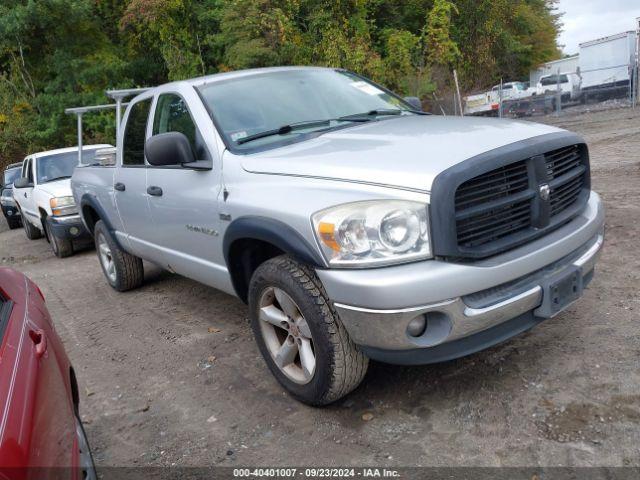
{"left": 223, "top": 216, "right": 326, "bottom": 268}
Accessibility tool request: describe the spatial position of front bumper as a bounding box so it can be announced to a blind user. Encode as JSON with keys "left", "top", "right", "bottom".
{"left": 316, "top": 192, "right": 604, "bottom": 365}
{"left": 46, "top": 214, "right": 91, "bottom": 241}
{"left": 1, "top": 202, "right": 19, "bottom": 219}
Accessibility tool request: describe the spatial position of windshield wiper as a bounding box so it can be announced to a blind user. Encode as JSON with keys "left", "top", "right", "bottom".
{"left": 338, "top": 109, "right": 403, "bottom": 121}
{"left": 236, "top": 118, "right": 371, "bottom": 145}
{"left": 42, "top": 175, "right": 72, "bottom": 184}
{"left": 339, "top": 108, "right": 429, "bottom": 121}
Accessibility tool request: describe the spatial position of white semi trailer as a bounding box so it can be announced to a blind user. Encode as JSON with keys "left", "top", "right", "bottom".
{"left": 579, "top": 31, "right": 637, "bottom": 93}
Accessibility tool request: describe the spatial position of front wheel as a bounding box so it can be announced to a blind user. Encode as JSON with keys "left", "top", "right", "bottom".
{"left": 45, "top": 220, "right": 73, "bottom": 258}
{"left": 7, "top": 217, "right": 21, "bottom": 230}
{"left": 22, "top": 215, "right": 43, "bottom": 240}
{"left": 248, "top": 255, "right": 369, "bottom": 406}
{"left": 94, "top": 220, "right": 144, "bottom": 292}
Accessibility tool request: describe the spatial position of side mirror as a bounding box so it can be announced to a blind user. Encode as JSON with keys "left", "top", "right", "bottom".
{"left": 145, "top": 132, "right": 195, "bottom": 167}
{"left": 404, "top": 96, "right": 423, "bottom": 111}
{"left": 14, "top": 177, "right": 33, "bottom": 189}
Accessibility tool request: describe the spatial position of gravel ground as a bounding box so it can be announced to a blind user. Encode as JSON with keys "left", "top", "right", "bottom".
{"left": 1, "top": 106, "right": 638, "bottom": 468}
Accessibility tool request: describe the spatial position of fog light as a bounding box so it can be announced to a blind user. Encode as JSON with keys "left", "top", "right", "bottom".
{"left": 407, "top": 315, "right": 427, "bottom": 337}
{"left": 69, "top": 227, "right": 79, "bottom": 236}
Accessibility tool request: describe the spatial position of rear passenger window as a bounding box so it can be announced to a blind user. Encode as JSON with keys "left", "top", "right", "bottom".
{"left": 123, "top": 98, "right": 152, "bottom": 166}
{"left": 152, "top": 94, "right": 210, "bottom": 161}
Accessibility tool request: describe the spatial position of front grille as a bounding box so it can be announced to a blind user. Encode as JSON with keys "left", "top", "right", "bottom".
{"left": 455, "top": 160, "right": 532, "bottom": 248}
{"left": 451, "top": 143, "right": 589, "bottom": 257}
{"left": 546, "top": 145, "right": 585, "bottom": 216}
{"left": 455, "top": 160, "right": 529, "bottom": 210}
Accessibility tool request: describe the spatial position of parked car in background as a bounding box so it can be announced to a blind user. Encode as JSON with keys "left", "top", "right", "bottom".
{"left": 537, "top": 72, "right": 582, "bottom": 102}
{"left": 492, "top": 81, "right": 531, "bottom": 101}
{"left": 72, "top": 67, "right": 604, "bottom": 405}
{"left": 0, "top": 268, "right": 95, "bottom": 479}
{"left": 13, "top": 145, "right": 111, "bottom": 258}
{"left": 1, "top": 163, "right": 23, "bottom": 230}
{"left": 464, "top": 81, "right": 532, "bottom": 116}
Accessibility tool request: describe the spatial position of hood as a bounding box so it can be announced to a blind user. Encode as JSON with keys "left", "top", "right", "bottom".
{"left": 37, "top": 178, "right": 72, "bottom": 198}
{"left": 240, "top": 115, "right": 564, "bottom": 192}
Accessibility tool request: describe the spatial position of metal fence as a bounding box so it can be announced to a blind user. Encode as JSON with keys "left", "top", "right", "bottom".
{"left": 456, "top": 62, "right": 639, "bottom": 119}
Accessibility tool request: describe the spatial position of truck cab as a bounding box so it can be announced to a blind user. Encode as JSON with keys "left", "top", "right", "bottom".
{"left": 537, "top": 73, "right": 582, "bottom": 102}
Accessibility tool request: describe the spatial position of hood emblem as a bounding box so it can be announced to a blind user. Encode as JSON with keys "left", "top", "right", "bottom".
{"left": 539, "top": 184, "right": 551, "bottom": 201}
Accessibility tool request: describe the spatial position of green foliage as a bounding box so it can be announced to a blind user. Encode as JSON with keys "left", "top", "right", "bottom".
{"left": 0, "top": 0, "right": 562, "bottom": 167}
{"left": 423, "top": 0, "right": 459, "bottom": 67}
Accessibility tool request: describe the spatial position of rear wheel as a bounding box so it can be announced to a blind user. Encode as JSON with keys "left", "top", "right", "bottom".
{"left": 248, "top": 255, "right": 368, "bottom": 406}
{"left": 94, "top": 220, "right": 144, "bottom": 291}
{"left": 44, "top": 220, "right": 73, "bottom": 258}
{"left": 22, "top": 215, "right": 43, "bottom": 240}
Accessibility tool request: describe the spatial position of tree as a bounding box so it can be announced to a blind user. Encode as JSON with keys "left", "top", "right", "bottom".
{"left": 0, "top": 0, "right": 562, "bottom": 168}
{"left": 423, "top": 0, "right": 459, "bottom": 68}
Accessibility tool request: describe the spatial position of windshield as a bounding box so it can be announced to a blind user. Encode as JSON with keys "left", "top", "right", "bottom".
{"left": 3, "top": 167, "right": 20, "bottom": 186}
{"left": 36, "top": 150, "right": 97, "bottom": 184}
{"left": 197, "top": 69, "right": 413, "bottom": 152}
{"left": 541, "top": 75, "right": 569, "bottom": 86}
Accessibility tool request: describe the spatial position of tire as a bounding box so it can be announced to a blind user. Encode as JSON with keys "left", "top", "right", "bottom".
{"left": 44, "top": 219, "right": 73, "bottom": 258}
{"left": 7, "top": 217, "right": 21, "bottom": 230}
{"left": 248, "top": 255, "right": 369, "bottom": 406}
{"left": 22, "top": 215, "right": 43, "bottom": 240}
{"left": 94, "top": 220, "right": 144, "bottom": 292}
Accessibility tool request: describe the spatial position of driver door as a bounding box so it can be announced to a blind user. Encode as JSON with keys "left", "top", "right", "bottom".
{"left": 14, "top": 157, "right": 38, "bottom": 226}
{"left": 144, "top": 91, "right": 225, "bottom": 287}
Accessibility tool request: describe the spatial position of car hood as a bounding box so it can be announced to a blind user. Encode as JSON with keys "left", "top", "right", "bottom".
{"left": 240, "top": 115, "right": 564, "bottom": 192}
{"left": 37, "top": 178, "right": 72, "bottom": 198}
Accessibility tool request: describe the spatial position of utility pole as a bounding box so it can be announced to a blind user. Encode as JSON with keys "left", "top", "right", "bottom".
{"left": 635, "top": 17, "right": 640, "bottom": 108}
{"left": 498, "top": 78, "right": 504, "bottom": 118}
{"left": 453, "top": 69, "right": 464, "bottom": 116}
{"left": 555, "top": 68, "right": 562, "bottom": 115}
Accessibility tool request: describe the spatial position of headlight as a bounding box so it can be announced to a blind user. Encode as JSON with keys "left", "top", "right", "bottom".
{"left": 312, "top": 200, "right": 431, "bottom": 267}
{"left": 0, "top": 195, "right": 14, "bottom": 206}
{"left": 50, "top": 196, "right": 77, "bottom": 217}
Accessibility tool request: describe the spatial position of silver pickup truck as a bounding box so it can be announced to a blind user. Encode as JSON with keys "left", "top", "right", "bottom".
{"left": 72, "top": 66, "right": 604, "bottom": 406}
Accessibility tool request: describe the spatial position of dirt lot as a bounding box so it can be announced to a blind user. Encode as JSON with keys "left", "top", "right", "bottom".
{"left": 1, "top": 106, "right": 638, "bottom": 468}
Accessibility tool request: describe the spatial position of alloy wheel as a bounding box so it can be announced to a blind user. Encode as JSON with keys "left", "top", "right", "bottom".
{"left": 97, "top": 233, "right": 116, "bottom": 283}
{"left": 258, "top": 287, "right": 316, "bottom": 384}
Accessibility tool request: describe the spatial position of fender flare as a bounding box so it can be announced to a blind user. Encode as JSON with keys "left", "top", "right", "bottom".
{"left": 79, "top": 194, "right": 124, "bottom": 250}
{"left": 223, "top": 216, "right": 326, "bottom": 268}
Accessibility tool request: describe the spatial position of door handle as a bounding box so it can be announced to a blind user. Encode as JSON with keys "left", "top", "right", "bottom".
{"left": 29, "top": 329, "right": 47, "bottom": 358}
{"left": 114, "top": 182, "right": 126, "bottom": 192}
{"left": 147, "top": 186, "right": 163, "bottom": 197}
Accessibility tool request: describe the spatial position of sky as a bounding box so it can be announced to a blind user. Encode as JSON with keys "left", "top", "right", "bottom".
{"left": 557, "top": 0, "right": 640, "bottom": 54}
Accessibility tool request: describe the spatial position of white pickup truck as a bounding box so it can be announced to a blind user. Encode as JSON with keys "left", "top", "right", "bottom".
{"left": 13, "top": 145, "right": 111, "bottom": 257}
{"left": 537, "top": 73, "right": 582, "bottom": 102}
{"left": 72, "top": 67, "right": 604, "bottom": 405}
{"left": 464, "top": 82, "right": 531, "bottom": 116}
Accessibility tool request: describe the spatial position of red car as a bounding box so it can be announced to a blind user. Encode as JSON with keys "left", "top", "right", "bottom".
{"left": 0, "top": 268, "right": 95, "bottom": 480}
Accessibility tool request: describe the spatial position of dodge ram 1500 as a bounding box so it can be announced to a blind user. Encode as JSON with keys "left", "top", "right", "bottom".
{"left": 71, "top": 67, "right": 604, "bottom": 405}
